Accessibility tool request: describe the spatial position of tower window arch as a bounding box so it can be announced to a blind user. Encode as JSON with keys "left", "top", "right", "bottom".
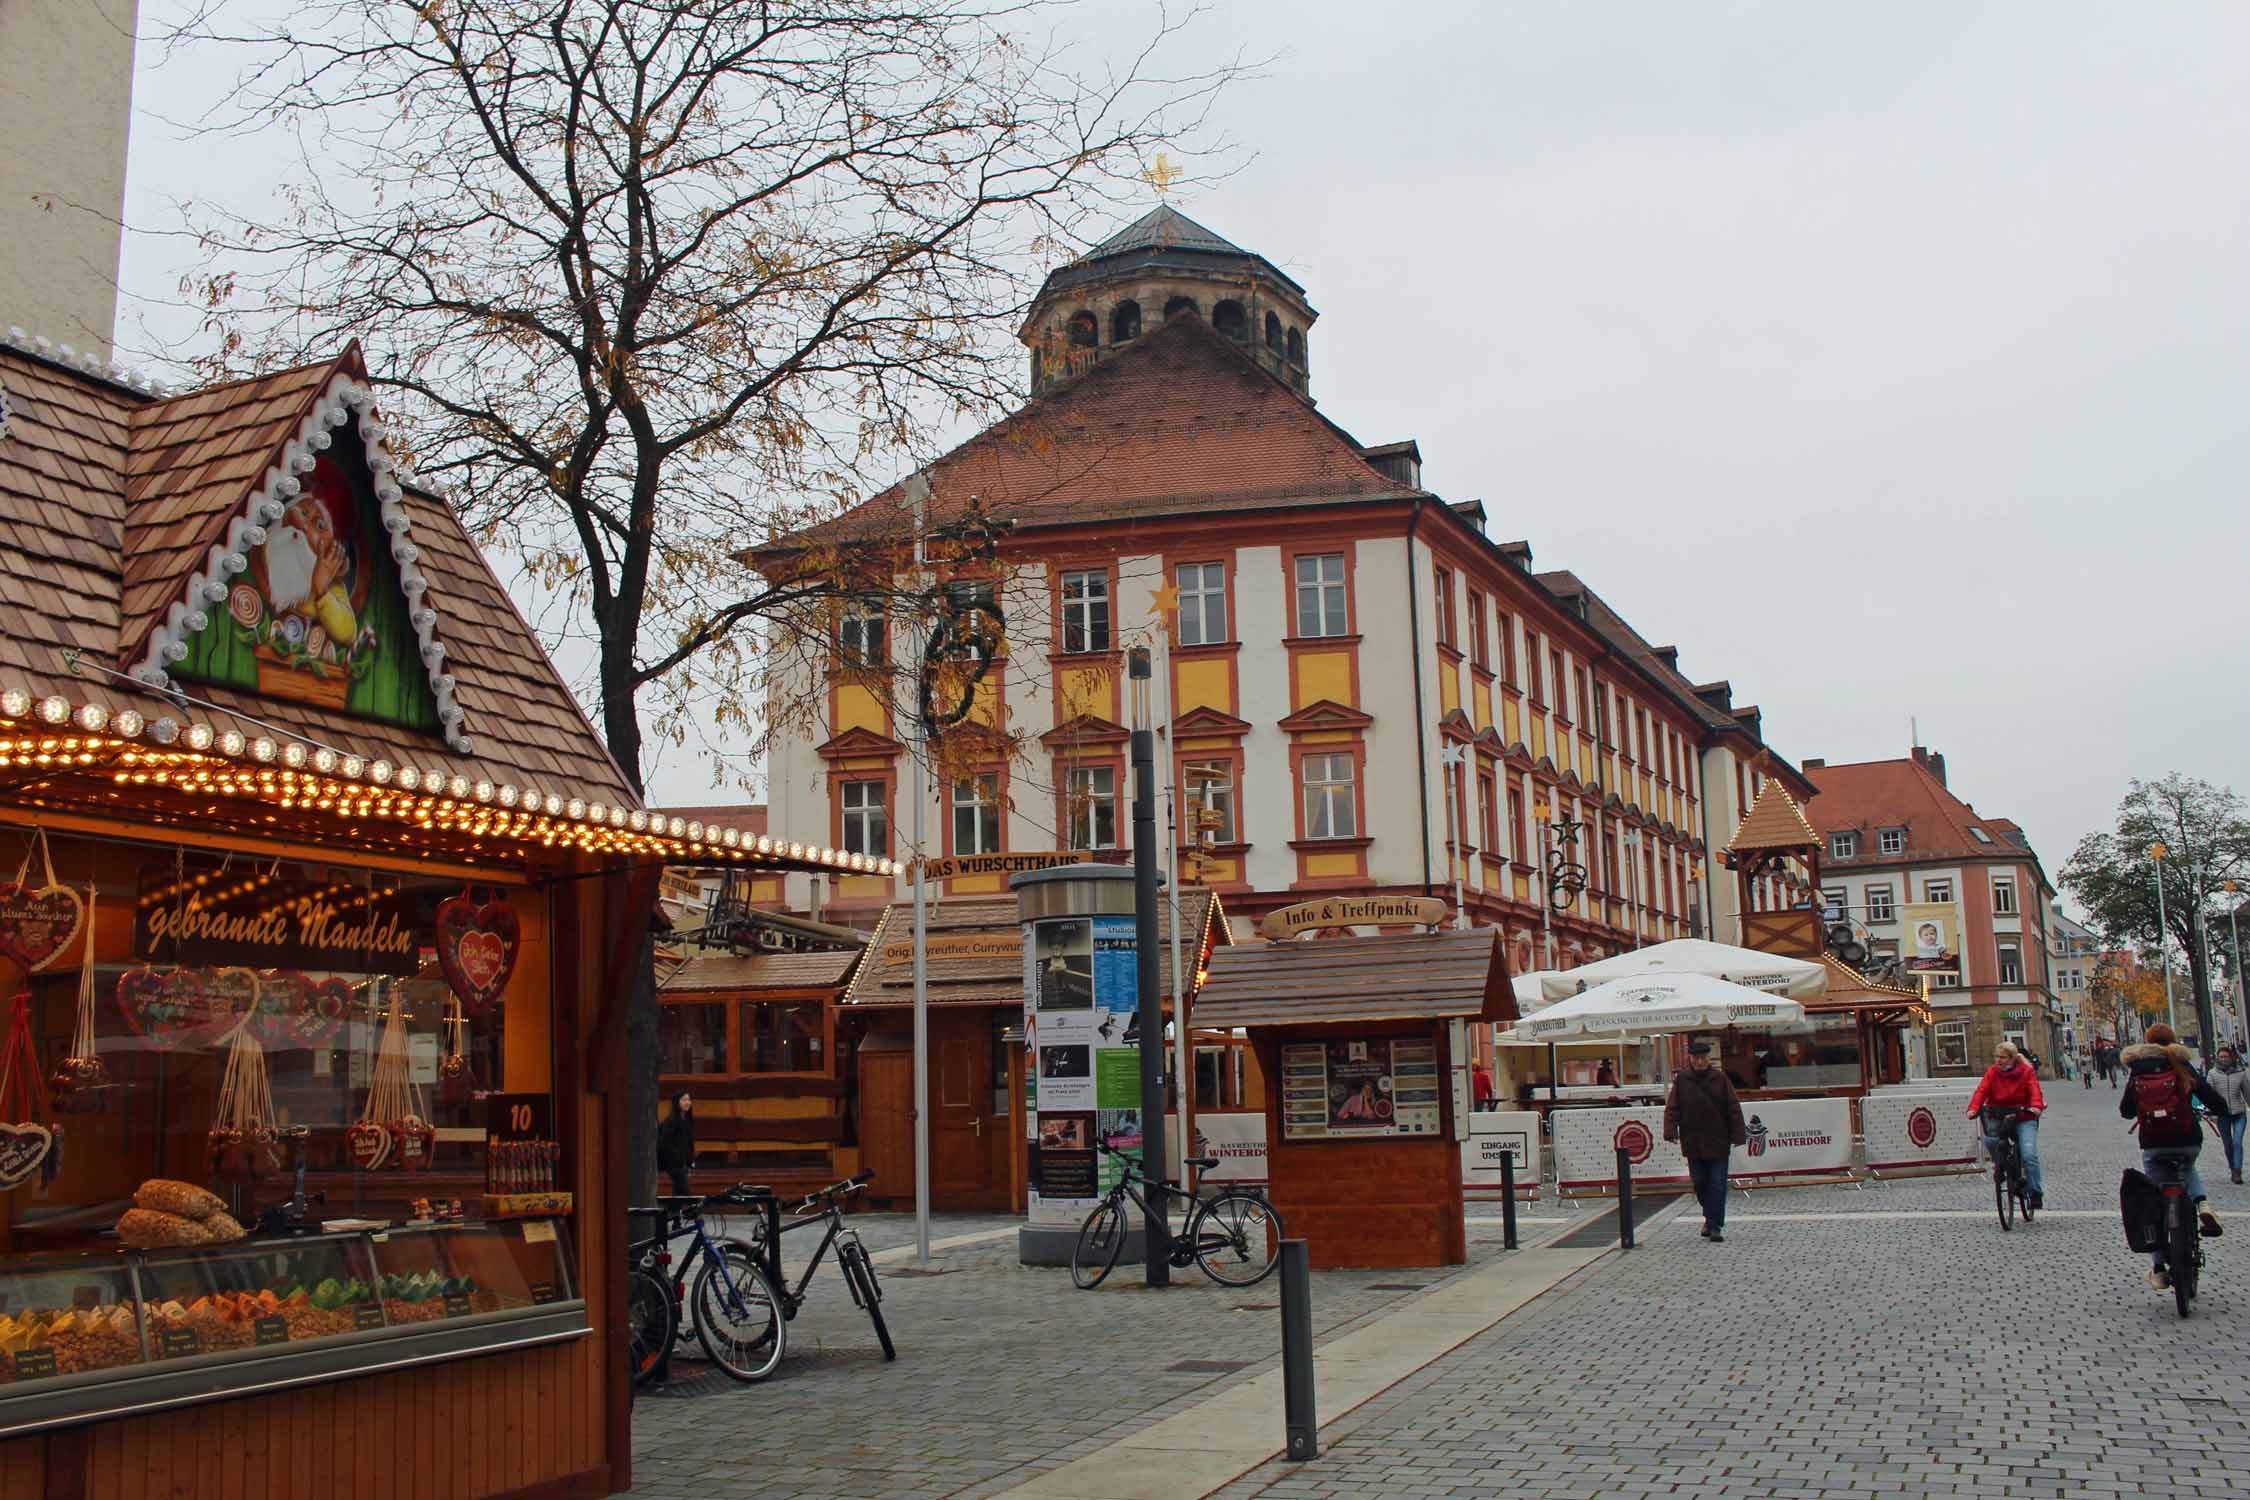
{"left": 1286, "top": 327, "right": 1305, "bottom": 367}
{"left": 1264, "top": 311, "right": 1283, "bottom": 352}
{"left": 1212, "top": 299, "right": 1247, "bottom": 341}
{"left": 1111, "top": 300, "right": 1141, "bottom": 343}
{"left": 1163, "top": 295, "right": 1199, "bottom": 321}
{"left": 1066, "top": 310, "right": 1098, "bottom": 348}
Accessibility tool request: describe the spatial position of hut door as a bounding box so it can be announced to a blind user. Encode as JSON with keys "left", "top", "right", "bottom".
{"left": 859, "top": 1045, "right": 915, "bottom": 1197}
{"left": 932, "top": 1014, "right": 992, "bottom": 1199}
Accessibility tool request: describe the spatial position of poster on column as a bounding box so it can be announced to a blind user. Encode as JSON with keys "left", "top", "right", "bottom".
{"left": 1092, "top": 915, "right": 1144, "bottom": 1192}
{"left": 1027, "top": 918, "right": 1096, "bottom": 1224}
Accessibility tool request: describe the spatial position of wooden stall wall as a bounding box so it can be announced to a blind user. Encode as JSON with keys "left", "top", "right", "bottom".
{"left": 1253, "top": 1024, "right": 1466, "bottom": 1270}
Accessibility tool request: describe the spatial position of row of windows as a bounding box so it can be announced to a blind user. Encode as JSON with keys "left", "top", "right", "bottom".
{"left": 1829, "top": 828, "right": 1909, "bottom": 858}
{"left": 1061, "top": 299, "right": 1306, "bottom": 365}
{"left": 1822, "top": 873, "right": 2019, "bottom": 916}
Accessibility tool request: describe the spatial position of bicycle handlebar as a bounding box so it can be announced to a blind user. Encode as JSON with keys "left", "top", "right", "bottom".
{"left": 795, "top": 1170, "right": 877, "bottom": 1214}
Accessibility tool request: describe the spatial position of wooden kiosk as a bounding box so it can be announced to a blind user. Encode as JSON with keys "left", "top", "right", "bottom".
{"left": 1194, "top": 926, "right": 1513, "bottom": 1269}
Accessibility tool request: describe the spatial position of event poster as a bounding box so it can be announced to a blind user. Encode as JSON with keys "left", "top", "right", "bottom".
{"left": 1900, "top": 901, "right": 1962, "bottom": 976}
{"left": 1279, "top": 1036, "right": 1442, "bottom": 1141}
{"left": 1028, "top": 914, "right": 1143, "bottom": 1220}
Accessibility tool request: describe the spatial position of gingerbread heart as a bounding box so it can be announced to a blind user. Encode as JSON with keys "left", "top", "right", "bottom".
{"left": 0, "top": 883, "right": 83, "bottom": 972}
{"left": 115, "top": 966, "right": 207, "bottom": 1050}
{"left": 390, "top": 1115, "right": 435, "bottom": 1171}
{"left": 299, "top": 977, "right": 349, "bottom": 1048}
{"left": 250, "top": 971, "right": 310, "bottom": 1049}
{"left": 0, "top": 1121, "right": 53, "bottom": 1189}
{"left": 345, "top": 1120, "right": 391, "bottom": 1171}
{"left": 434, "top": 893, "right": 519, "bottom": 1014}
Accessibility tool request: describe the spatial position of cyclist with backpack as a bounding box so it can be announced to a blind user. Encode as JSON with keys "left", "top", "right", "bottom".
{"left": 2121, "top": 1024, "right": 2229, "bottom": 1281}
{"left": 1966, "top": 1041, "right": 2047, "bottom": 1209}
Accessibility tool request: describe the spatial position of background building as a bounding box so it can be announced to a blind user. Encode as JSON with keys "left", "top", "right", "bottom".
{"left": 1805, "top": 745, "right": 2066, "bottom": 1074}
{"left": 2048, "top": 905, "right": 2100, "bottom": 1060}
{"left": 754, "top": 206, "right": 1814, "bottom": 976}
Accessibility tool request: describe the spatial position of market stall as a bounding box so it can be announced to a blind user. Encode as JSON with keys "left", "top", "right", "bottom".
{"left": 0, "top": 338, "right": 860, "bottom": 1497}
{"left": 1194, "top": 927, "right": 1512, "bottom": 1269}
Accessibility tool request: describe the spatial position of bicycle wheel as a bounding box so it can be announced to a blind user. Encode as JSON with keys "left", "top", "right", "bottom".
{"left": 1072, "top": 1200, "right": 1127, "bottom": 1290}
{"left": 626, "top": 1264, "right": 676, "bottom": 1388}
{"left": 691, "top": 1244, "right": 787, "bottom": 1381}
{"left": 2171, "top": 1202, "right": 2198, "bottom": 1317}
{"left": 2018, "top": 1173, "right": 2034, "bottom": 1225}
{"left": 839, "top": 1240, "right": 897, "bottom": 1361}
{"left": 1993, "top": 1159, "right": 2013, "bottom": 1231}
{"left": 1192, "top": 1191, "right": 1283, "bottom": 1287}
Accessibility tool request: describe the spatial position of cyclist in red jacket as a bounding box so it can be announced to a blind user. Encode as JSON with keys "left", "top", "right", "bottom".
{"left": 1967, "top": 1041, "right": 2046, "bottom": 1208}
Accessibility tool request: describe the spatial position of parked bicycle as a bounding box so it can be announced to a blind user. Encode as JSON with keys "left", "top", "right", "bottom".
{"left": 1980, "top": 1108, "right": 2035, "bottom": 1229}
{"left": 1072, "top": 1140, "right": 1284, "bottom": 1290}
{"left": 741, "top": 1169, "right": 895, "bottom": 1360}
{"left": 628, "top": 1184, "right": 787, "bottom": 1383}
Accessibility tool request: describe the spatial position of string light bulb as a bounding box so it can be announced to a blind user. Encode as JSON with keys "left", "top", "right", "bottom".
{"left": 113, "top": 709, "right": 144, "bottom": 739}
{"left": 0, "top": 689, "right": 27, "bottom": 718}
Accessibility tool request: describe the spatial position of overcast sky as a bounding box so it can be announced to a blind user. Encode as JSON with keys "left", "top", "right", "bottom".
{"left": 119, "top": 1, "right": 2250, "bottom": 903}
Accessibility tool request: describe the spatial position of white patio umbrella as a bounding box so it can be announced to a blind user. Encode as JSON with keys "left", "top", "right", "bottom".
{"left": 1513, "top": 971, "right": 1807, "bottom": 1042}
{"left": 1511, "top": 970, "right": 1568, "bottom": 1014}
{"left": 1537, "top": 938, "right": 1828, "bottom": 1004}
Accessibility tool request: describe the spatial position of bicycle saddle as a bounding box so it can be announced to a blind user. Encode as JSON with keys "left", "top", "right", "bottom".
{"left": 1183, "top": 1155, "right": 1219, "bottom": 1170}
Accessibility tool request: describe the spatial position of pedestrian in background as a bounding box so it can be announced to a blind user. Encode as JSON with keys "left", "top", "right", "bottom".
{"left": 657, "top": 1090, "right": 697, "bottom": 1197}
{"left": 1472, "top": 1058, "right": 1496, "bottom": 1111}
{"left": 1663, "top": 1040, "right": 1746, "bottom": 1243}
{"left": 2210, "top": 1046, "right": 2250, "bottom": 1185}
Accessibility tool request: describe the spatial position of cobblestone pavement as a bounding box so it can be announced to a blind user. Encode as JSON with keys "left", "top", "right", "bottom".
{"left": 628, "top": 1194, "right": 1607, "bottom": 1499}
{"left": 1215, "top": 1077, "right": 2250, "bottom": 1500}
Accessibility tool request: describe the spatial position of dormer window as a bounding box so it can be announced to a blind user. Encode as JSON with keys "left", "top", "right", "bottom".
{"left": 1830, "top": 831, "right": 1859, "bottom": 860}
{"left": 1878, "top": 828, "right": 1906, "bottom": 855}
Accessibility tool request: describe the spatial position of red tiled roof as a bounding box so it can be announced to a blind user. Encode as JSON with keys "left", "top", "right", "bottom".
{"left": 756, "top": 313, "right": 1415, "bottom": 555}
{"left": 1804, "top": 757, "right": 2040, "bottom": 872}
{"left": 0, "top": 342, "right": 638, "bottom": 811}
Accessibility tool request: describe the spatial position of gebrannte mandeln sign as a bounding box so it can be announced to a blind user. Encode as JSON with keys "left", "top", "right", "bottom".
{"left": 1257, "top": 895, "right": 1449, "bottom": 941}
{"left": 133, "top": 867, "right": 422, "bottom": 975}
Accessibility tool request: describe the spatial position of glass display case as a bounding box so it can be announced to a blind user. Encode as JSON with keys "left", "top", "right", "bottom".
{"left": 370, "top": 1219, "right": 574, "bottom": 1325}
{"left": 0, "top": 1251, "right": 143, "bottom": 1386}
{"left": 136, "top": 1232, "right": 385, "bottom": 1360}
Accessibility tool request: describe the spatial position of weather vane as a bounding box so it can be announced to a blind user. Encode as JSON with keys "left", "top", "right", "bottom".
{"left": 1143, "top": 152, "right": 1182, "bottom": 197}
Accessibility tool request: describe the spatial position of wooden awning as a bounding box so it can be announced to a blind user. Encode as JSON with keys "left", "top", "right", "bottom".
{"left": 1804, "top": 955, "right": 1929, "bottom": 1024}
{"left": 660, "top": 949, "right": 863, "bottom": 997}
{"left": 1194, "top": 928, "right": 1514, "bottom": 1029}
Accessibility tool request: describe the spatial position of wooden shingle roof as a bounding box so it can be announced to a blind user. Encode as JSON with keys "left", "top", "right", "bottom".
{"left": 1727, "top": 781, "right": 1821, "bottom": 854}
{"left": 661, "top": 949, "right": 863, "bottom": 995}
{"left": 1193, "top": 928, "right": 1515, "bottom": 1030}
{"left": 0, "top": 342, "right": 639, "bottom": 812}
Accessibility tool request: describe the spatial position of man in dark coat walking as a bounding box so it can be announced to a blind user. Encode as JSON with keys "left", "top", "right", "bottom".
{"left": 1663, "top": 1040, "right": 1748, "bottom": 1242}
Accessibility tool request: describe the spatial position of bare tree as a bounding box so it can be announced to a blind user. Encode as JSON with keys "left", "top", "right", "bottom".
{"left": 165, "top": 0, "right": 1242, "bottom": 791}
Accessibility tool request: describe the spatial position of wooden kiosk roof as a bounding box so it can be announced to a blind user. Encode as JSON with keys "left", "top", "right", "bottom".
{"left": 661, "top": 949, "right": 864, "bottom": 996}
{"left": 1195, "top": 928, "right": 1515, "bottom": 1029}
{"left": 1727, "top": 781, "right": 1822, "bottom": 855}
{"left": 842, "top": 889, "right": 1224, "bottom": 1009}
{"left": 1805, "top": 954, "right": 1930, "bottom": 1022}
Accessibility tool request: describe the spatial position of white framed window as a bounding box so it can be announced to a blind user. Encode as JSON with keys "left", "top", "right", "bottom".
{"left": 1879, "top": 828, "right": 1906, "bottom": 855}
{"left": 1301, "top": 752, "right": 1358, "bottom": 840}
{"left": 1177, "top": 562, "right": 1228, "bottom": 646}
{"left": 1060, "top": 569, "right": 1111, "bottom": 654}
{"left": 1866, "top": 885, "right": 1895, "bottom": 923}
{"left": 1934, "top": 1021, "right": 1970, "bottom": 1069}
{"left": 1999, "top": 944, "right": 2023, "bottom": 985}
{"left": 1992, "top": 877, "right": 2017, "bottom": 915}
{"left": 1184, "top": 759, "right": 1236, "bottom": 845}
{"left": 1066, "top": 766, "right": 1118, "bottom": 850}
{"left": 1829, "top": 831, "right": 1858, "bottom": 860}
{"left": 951, "top": 773, "right": 1001, "bottom": 855}
{"left": 1293, "top": 553, "right": 1349, "bottom": 638}
{"left": 1924, "top": 878, "right": 1953, "bottom": 904}
{"left": 840, "top": 779, "right": 888, "bottom": 857}
{"left": 838, "top": 600, "right": 887, "bottom": 666}
{"left": 1932, "top": 971, "right": 1960, "bottom": 989}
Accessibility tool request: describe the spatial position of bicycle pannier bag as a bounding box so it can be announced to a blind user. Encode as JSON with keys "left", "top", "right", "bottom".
{"left": 2120, "top": 1167, "right": 2165, "bottom": 1253}
{"left": 2131, "top": 1068, "right": 2198, "bottom": 1145}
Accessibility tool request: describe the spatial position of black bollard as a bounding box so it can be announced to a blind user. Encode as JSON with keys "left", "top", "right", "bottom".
{"left": 1500, "top": 1150, "right": 1519, "bottom": 1250}
{"left": 1616, "top": 1146, "right": 1635, "bottom": 1250}
{"left": 1279, "top": 1239, "right": 1318, "bottom": 1460}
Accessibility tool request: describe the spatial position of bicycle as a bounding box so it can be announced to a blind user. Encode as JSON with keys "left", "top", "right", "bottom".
{"left": 2143, "top": 1147, "right": 2208, "bottom": 1318}
{"left": 1980, "top": 1109, "right": 2035, "bottom": 1230}
{"left": 743, "top": 1169, "right": 895, "bottom": 1361}
{"left": 625, "top": 1260, "right": 676, "bottom": 1389}
{"left": 1071, "top": 1140, "right": 1284, "bottom": 1290}
{"left": 628, "top": 1184, "right": 788, "bottom": 1382}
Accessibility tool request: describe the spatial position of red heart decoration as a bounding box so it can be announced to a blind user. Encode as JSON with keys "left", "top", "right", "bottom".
{"left": 434, "top": 894, "right": 519, "bottom": 1015}
{"left": 0, "top": 1121, "right": 54, "bottom": 1189}
{"left": 115, "top": 967, "right": 217, "bottom": 1051}
{"left": 298, "top": 978, "right": 349, "bottom": 1048}
{"left": 390, "top": 1116, "right": 435, "bottom": 1171}
{"left": 249, "top": 971, "right": 308, "bottom": 1048}
{"left": 346, "top": 1121, "right": 391, "bottom": 1171}
{"left": 0, "top": 883, "right": 83, "bottom": 972}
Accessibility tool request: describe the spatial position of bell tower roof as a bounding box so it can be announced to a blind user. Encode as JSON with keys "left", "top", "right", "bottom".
{"left": 1040, "top": 203, "right": 1306, "bottom": 299}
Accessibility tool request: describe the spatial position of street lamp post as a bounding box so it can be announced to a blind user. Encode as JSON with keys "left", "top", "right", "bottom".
{"left": 2225, "top": 880, "right": 2245, "bottom": 1050}
{"left": 2151, "top": 842, "right": 2178, "bottom": 1035}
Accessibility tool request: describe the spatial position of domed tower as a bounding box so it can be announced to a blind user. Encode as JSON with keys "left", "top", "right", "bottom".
{"left": 1021, "top": 205, "right": 1317, "bottom": 397}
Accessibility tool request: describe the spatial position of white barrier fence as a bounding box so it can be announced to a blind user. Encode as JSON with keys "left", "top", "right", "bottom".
{"left": 1862, "top": 1091, "right": 1980, "bottom": 1171}
{"left": 1166, "top": 1111, "right": 1267, "bottom": 1184}
{"left": 1461, "top": 1111, "right": 1541, "bottom": 1197}
{"left": 1554, "top": 1098, "right": 1855, "bottom": 1190}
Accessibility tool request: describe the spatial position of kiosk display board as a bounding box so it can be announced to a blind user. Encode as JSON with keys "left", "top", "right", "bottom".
{"left": 1278, "top": 1036, "right": 1441, "bottom": 1141}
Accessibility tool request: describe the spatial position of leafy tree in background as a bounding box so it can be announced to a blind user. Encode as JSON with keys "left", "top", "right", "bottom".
{"left": 2064, "top": 775, "right": 2250, "bottom": 1051}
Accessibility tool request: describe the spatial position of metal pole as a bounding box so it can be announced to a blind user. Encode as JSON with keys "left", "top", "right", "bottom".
{"left": 1278, "top": 1239, "right": 1318, "bottom": 1460}
{"left": 1615, "top": 1146, "right": 1635, "bottom": 1249}
{"left": 1161, "top": 623, "right": 1192, "bottom": 1186}
{"left": 1129, "top": 650, "right": 1170, "bottom": 1286}
{"left": 2229, "top": 896, "right": 2244, "bottom": 1049}
{"left": 908, "top": 474, "right": 932, "bottom": 1267}
{"left": 2154, "top": 849, "right": 2178, "bottom": 1033}
{"left": 1500, "top": 1150, "right": 1519, "bottom": 1250}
